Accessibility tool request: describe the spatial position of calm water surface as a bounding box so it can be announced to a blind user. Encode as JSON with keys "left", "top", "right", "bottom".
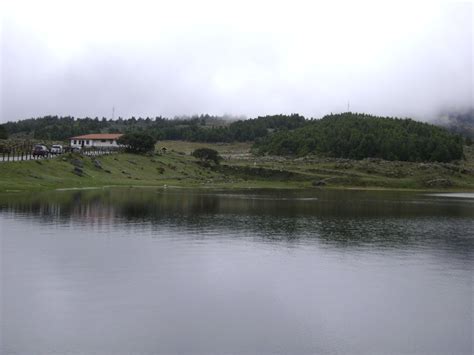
{"left": 1, "top": 188, "right": 473, "bottom": 355}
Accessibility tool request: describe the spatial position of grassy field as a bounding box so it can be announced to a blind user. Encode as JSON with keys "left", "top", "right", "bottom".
{"left": 0, "top": 142, "right": 473, "bottom": 193}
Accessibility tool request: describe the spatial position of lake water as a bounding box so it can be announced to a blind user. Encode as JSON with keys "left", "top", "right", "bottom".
{"left": 1, "top": 188, "right": 473, "bottom": 355}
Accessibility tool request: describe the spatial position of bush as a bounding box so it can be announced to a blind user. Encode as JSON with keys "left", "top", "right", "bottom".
{"left": 192, "top": 148, "right": 222, "bottom": 165}
{"left": 0, "top": 125, "right": 7, "bottom": 140}
{"left": 118, "top": 133, "right": 156, "bottom": 154}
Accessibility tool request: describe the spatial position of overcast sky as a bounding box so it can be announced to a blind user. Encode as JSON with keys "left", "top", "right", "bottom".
{"left": 1, "top": 0, "right": 472, "bottom": 122}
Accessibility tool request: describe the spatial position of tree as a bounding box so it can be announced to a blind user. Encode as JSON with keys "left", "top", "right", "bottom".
{"left": 192, "top": 148, "right": 222, "bottom": 165}
{"left": 0, "top": 125, "right": 7, "bottom": 139}
{"left": 430, "top": 143, "right": 451, "bottom": 162}
{"left": 117, "top": 133, "right": 156, "bottom": 153}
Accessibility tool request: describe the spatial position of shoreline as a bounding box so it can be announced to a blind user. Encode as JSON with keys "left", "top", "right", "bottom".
{"left": 2, "top": 182, "right": 474, "bottom": 196}
{"left": 1, "top": 143, "right": 473, "bottom": 194}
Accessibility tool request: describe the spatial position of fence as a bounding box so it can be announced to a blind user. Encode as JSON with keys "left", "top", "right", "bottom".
{"left": 80, "top": 147, "right": 125, "bottom": 157}
{"left": 0, "top": 142, "right": 123, "bottom": 163}
{"left": 0, "top": 141, "right": 38, "bottom": 162}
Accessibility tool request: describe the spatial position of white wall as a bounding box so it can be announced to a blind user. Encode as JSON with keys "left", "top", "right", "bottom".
{"left": 70, "top": 139, "right": 120, "bottom": 148}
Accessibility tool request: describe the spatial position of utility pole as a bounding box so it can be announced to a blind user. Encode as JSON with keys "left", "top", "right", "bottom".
{"left": 347, "top": 101, "right": 350, "bottom": 112}
{"left": 112, "top": 106, "right": 115, "bottom": 120}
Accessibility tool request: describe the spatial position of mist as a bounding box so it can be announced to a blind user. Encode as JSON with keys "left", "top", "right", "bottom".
{"left": 1, "top": 0, "right": 472, "bottom": 123}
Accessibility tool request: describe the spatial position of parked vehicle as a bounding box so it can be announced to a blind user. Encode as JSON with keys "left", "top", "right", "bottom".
{"left": 32, "top": 144, "right": 49, "bottom": 157}
{"left": 50, "top": 144, "right": 63, "bottom": 154}
{"left": 65, "top": 146, "right": 81, "bottom": 153}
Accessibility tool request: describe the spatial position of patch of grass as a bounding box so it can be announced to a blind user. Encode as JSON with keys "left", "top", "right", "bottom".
{"left": 1, "top": 142, "right": 473, "bottom": 193}
{"left": 158, "top": 140, "right": 252, "bottom": 156}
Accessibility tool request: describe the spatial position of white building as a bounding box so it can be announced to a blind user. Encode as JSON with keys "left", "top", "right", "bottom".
{"left": 70, "top": 133, "right": 123, "bottom": 149}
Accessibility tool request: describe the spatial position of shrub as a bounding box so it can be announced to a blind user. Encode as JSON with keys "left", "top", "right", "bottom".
{"left": 192, "top": 148, "right": 222, "bottom": 165}
{"left": 118, "top": 133, "right": 156, "bottom": 154}
{"left": 0, "top": 125, "right": 8, "bottom": 140}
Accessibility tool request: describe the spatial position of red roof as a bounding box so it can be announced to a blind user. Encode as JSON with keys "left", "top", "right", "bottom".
{"left": 70, "top": 134, "right": 123, "bottom": 140}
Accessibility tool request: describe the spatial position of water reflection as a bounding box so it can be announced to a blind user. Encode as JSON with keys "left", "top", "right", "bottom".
{"left": 1, "top": 188, "right": 473, "bottom": 259}
{"left": 1, "top": 188, "right": 473, "bottom": 220}
{"left": 1, "top": 188, "right": 473, "bottom": 355}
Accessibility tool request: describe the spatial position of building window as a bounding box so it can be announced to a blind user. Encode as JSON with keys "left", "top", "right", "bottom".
{"left": 73, "top": 140, "right": 77, "bottom": 144}
{"left": 101, "top": 139, "right": 106, "bottom": 142}
{"left": 86, "top": 140, "right": 90, "bottom": 145}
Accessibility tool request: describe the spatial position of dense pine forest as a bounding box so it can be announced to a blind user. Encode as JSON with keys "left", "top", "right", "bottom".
{"left": 254, "top": 113, "right": 464, "bottom": 162}
{"left": 0, "top": 112, "right": 468, "bottom": 162}
{"left": 0, "top": 114, "right": 305, "bottom": 143}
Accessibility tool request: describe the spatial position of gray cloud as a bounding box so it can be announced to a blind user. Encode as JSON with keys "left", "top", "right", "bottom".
{"left": 1, "top": 1, "right": 472, "bottom": 122}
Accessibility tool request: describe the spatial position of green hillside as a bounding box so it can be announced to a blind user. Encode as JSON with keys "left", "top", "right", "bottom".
{"left": 254, "top": 113, "right": 464, "bottom": 162}
{"left": 0, "top": 141, "right": 473, "bottom": 193}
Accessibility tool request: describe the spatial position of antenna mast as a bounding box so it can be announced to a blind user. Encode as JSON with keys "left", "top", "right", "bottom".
{"left": 112, "top": 106, "right": 115, "bottom": 120}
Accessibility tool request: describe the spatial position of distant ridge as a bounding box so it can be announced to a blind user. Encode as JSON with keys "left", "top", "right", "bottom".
{"left": 254, "top": 112, "right": 464, "bottom": 162}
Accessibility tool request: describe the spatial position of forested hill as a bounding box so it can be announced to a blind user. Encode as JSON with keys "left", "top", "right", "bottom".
{"left": 0, "top": 112, "right": 466, "bottom": 162}
{"left": 1, "top": 114, "right": 306, "bottom": 142}
{"left": 254, "top": 113, "right": 464, "bottom": 162}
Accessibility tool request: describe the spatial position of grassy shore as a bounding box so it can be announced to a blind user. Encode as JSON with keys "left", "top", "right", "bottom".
{"left": 0, "top": 141, "right": 473, "bottom": 193}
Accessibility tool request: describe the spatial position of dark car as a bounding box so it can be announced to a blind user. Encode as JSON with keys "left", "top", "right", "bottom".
{"left": 65, "top": 146, "right": 81, "bottom": 153}
{"left": 32, "top": 144, "right": 49, "bottom": 157}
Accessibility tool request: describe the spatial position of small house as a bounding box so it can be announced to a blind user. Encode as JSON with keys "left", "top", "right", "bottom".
{"left": 70, "top": 134, "right": 123, "bottom": 149}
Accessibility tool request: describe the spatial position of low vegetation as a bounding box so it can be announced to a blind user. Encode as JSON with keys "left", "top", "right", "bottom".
{"left": 0, "top": 141, "right": 473, "bottom": 193}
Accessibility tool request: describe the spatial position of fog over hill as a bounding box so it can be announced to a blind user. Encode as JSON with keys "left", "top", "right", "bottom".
{"left": 435, "top": 109, "right": 474, "bottom": 139}
{"left": 1, "top": 1, "right": 472, "bottom": 123}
